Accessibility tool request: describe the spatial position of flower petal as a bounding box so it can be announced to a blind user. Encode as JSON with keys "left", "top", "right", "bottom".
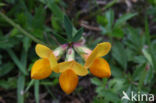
{"left": 59, "top": 69, "right": 78, "bottom": 94}
{"left": 89, "top": 58, "right": 111, "bottom": 78}
{"left": 31, "top": 58, "right": 52, "bottom": 80}
{"left": 54, "top": 61, "right": 88, "bottom": 76}
{"left": 48, "top": 52, "right": 58, "bottom": 69}
{"left": 35, "top": 44, "right": 52, "bottom": 58}
{"left": 85, "top": 42, "right": 111, "bottom": 68}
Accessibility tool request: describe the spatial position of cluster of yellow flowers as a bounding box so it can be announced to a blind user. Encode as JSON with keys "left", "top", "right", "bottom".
{"left": 31, "top": 42, "right": 111, "bottom": 94}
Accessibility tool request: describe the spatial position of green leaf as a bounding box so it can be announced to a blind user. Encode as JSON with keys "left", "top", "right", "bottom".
{"left": 112, "top": 42, "right": 127, "bottom": 70}
{"left": 132, "top": 64, "right": 145, "bottom": 81}
{"left": 17, "top": 74, "right": 25, "bottom": 103}
{"left": 34, "top": 80, "right": 39, "bottom": 103}
{"left": 64, "top": 15, "right": 73, "bottom": 40}
{"left": 105, "top": 9, "right": 114, "bottom": 29}
{"left": 142, "top": 48, "right": 153, "bottom": 67}
{"left": 0, "top": 78, "right": 17, "bottom": 89}
{"left": 52, "top": 32, "right": 68, "bottom": 44}
{"left": 138, "top": 66, "right": 147, "bottom": 90}
{"left": 115, "top": 13, "right": 137, "bottom": 27}
{"left": 48, "top": 2, "right": 64, "bottom": 20}
{"left": 112, "top": 27, "right": 124, "bottom": 38}
{"left": 109, "top": 78, "right": 124, "bottom": 92}
{"left": 0, "top": 62, "right": 14, "bottom": 77}
{"left": 72, "top": 28, "right": 83, "bottom": 42}
{"left": 96, "top": 15, "right": 108, "bottom": 26}
{"left": 100, "top": 26, "right": 108, "bottom": 35}
{"left": 0, "top": 35, "right": 20, "bottom": 49}
{"left": 91, "top": 78, "right": 102, "bottom": 86}
{"left": 133, "top": 56, "right": 146, "bottom": 64}
{"left": 110, "top": 65, "right": 123, "bottom": 78}
{"left": 125, "top": 26, "right": 143, "bottom": 51}
{"left": 51, "top": 16, "right": 62, "bottom": 32}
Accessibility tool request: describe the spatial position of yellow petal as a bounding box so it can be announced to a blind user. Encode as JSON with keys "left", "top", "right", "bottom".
{"left": 54, "top": 61, "right": 88, "bottom": 76}
{"left": 85, "top": 42, "right": 111, "bottom": 68}
{"left": 48, "top": 52, "right": 58, "bottom": 69}
{"left": 59, "top": 69, "right": 78, "bottom": 94}
{"left": 89, "top": 58, "right": 111, "bottom": 78}
{"left": 31, "top": 58, "right": 52, "bottom": 80}
{"left": 35, "top": 44, "right": 52, "bottom": 58}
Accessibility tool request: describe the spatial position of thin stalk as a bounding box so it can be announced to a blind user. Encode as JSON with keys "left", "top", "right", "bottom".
{"left": 0, "top": 12, "right": 45, "bottom": 44}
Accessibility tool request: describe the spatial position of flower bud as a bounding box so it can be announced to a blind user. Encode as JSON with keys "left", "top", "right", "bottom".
{"left": 74, "top": 46, "right": 92, "bottom": 61}
{"left": 65, "top": 48, "right": 75, "bottom": 61}
{"left": 53, "top": 44, "right": 68, "bottom": 59}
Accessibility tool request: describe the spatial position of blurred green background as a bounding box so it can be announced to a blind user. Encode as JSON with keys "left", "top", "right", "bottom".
{"left": 0, "top": 0, "right": 156, "bottom": 103}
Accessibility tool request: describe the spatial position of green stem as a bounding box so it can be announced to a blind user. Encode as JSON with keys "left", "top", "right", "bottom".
{"left": 24, "top": 79, "right": 35, "bottom": 93}
{"left": 0, "top": 12, "right": 45, "bottom": 44}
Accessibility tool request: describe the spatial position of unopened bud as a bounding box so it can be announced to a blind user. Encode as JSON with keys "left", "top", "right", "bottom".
{"left": 65, "top": 48, "right": 75, "bottom": 61}
{"left": 53, "top": 44, "right": 68, "bottom": 59}
{"left": 74, "top": 46, "right": 92, "bottom": 61}
{"left": 145, "top": 64, "right": 150, "bottom": 71}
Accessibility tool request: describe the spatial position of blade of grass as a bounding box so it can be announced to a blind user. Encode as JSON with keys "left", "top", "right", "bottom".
{"left": 17, "top": 73, "right": 25, "bottom": 103}
{"left": 145, "top": 16, "right": 151, "bottom": 46}
{"left": 0, "top": 12, "right": 45, "bottom": 45}
{"left": 34, "top": 80, "right": 39, "bottom": 103}
{"left": 24, "top": 79, "right": 35, "bottom": 93}
{"left": 21, "top": 49, "right": 27, "bottom": 70}
{"left": 6, "top": 48, "right": 28, "bottom": 75}
{"left": 145, "top": 16, "right": 156, "bottom": 69}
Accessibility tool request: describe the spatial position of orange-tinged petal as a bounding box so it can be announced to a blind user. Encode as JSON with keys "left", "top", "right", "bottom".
{"left": 31, "top": 58, "right": 52, "bottom": 80}
{"left": 85, "top": 42, "right": 111, "bottom": 68}
{"left": 54, "top": 60, "right": 88, "bottom": 76}
{"left": 35, "top": 44, "right": 52, "bottom": 58}
{"left": 59, "top": 69, "right": 78, "bottom": 94}
{"left": 89, "top": 58, "right": 111, "bottom": 78}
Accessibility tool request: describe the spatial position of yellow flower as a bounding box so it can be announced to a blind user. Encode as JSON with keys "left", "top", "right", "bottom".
{"left": 54, "top": 48, "right": 88, "bottom": 94}
{"left": 85, "top": 42, "right": 111, "bottom": 78}
{"left": 75, "top": 42, "right": 111, "bottom": 78}
{"left": 31, "top": 44, "right": 57, "bottom": 80}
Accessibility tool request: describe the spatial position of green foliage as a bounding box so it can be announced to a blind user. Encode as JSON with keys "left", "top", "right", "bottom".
{"left": 0, "top": 0, "right": 156, "bottom": 103}
{"left": 64, "top": 15, "right": 73, "bottom": 40}
{"left": 98, "top": 9, "right": 137, "bottom": 38}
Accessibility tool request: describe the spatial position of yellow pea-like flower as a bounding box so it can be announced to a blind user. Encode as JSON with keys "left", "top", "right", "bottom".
{"left": 54, "top": 60, "right": 88, "bottom": 94}
{"left": 31, "top": 44, "right": 58, "bottom": 80}
{"left": 84, "top": 42, "right": 111, "bottom": 78}
{"left": 31, "top": 58, "right": 52, "bottom": 79}
{"left": 75, "top": 42, "right": 111, "bottom": 78}
{"left": 59, "top": 69, "right": 78, "bottom": 94}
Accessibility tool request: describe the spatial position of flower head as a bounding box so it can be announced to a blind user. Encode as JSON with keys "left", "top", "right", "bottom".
{"left": 54, "top": 48, "right": 88, "bottom": 94}
{"left": 55, "top": 60, "right": 88, "bottom": 94}
{"left": 75, "top": 42, "right": 111, "bottom": 78}
{"left": 30, "top": 41, "right": 111, "bottom": 94}
{"left": 31, "top": 44, "right": 58, "bottom": 79}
